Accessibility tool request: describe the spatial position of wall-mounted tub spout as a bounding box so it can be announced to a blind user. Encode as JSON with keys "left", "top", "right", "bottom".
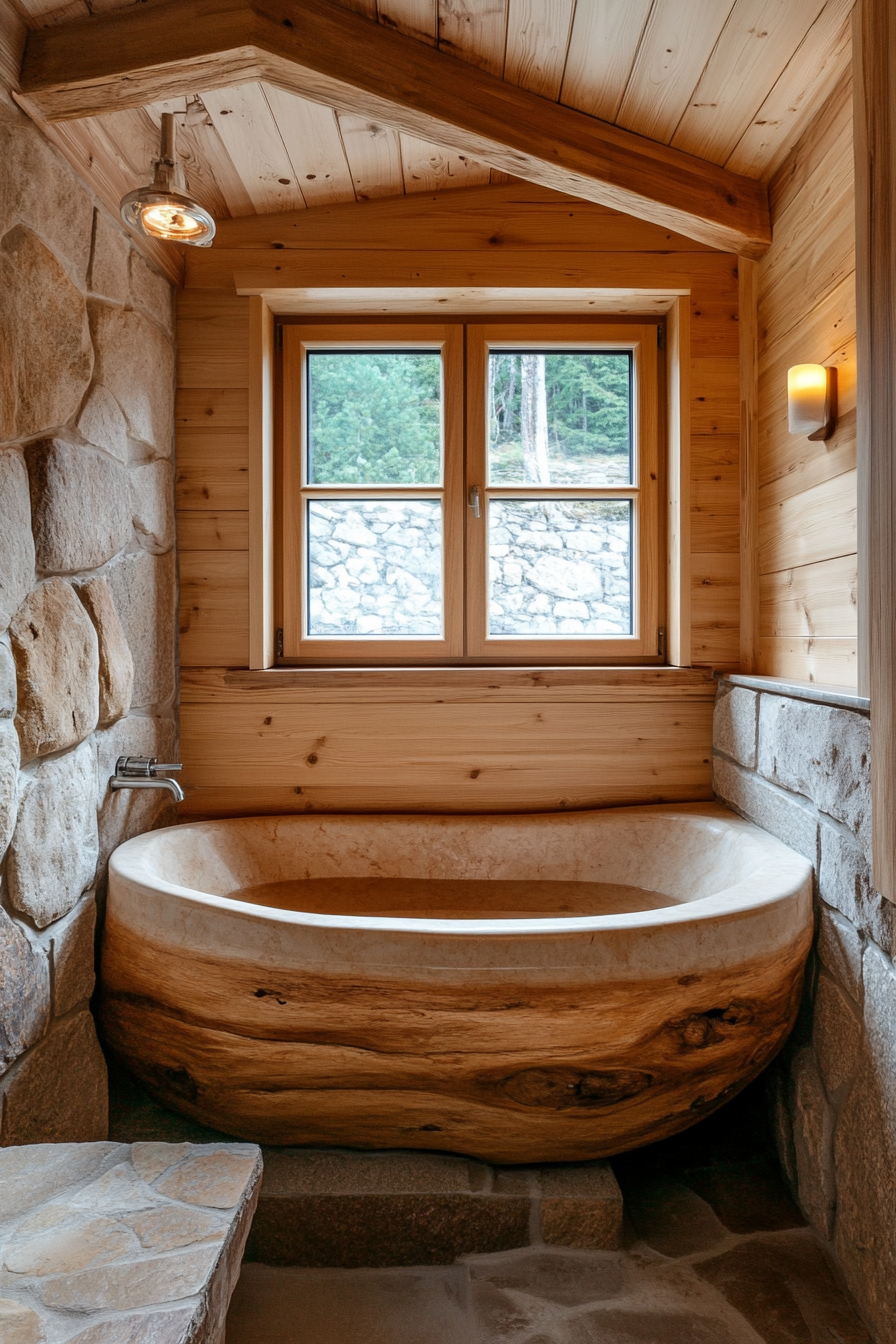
{"left": 110, "top": 756, "right": 184, "bottom": 803}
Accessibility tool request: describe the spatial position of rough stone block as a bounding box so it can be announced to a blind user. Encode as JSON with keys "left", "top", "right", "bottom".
{"left": 244, "top": 1149, "right": 529, "bottom": 1268}
{"left": 833, "top": 944, "right": 896, "bottom": 1341}
{"left": 713, "top": 685, "right": 757, "bottom": 769}
{"left": 0, "top": 225, "right": 93, "bottom": 442}
{"left": 10, "top": 578, "right": 99, "bottom": 762}
{"left": 817, "top": 905, "right": 864, "bottom": 1003}
{"left": 813, "top": 973, "right": 862, "bottom": 1095}
{"left": 130, "top": 459, "right": 175, "bottom": 554}
{"left": 0, "top": 451, "right": 34, "bottom": 633}
{"left": 78, "top": 575, "right": 134, "bottom": 725}
{"left": 129, "top": 248, "right": 174, "bottom": 335}
{"left": 712, "top": 756, "right": 818, "bottom": 865}
{"left": 0, "top": 1141, "right": 261, "bottom": 1344}
{"left": 0, "top": 638, "right": 15, "bottom": 717}
{"left": 51, "top": 895, "right": 97, "bottom": 1017}
{"left": 0, "top": 905, "right": 49, "bottom": 1074}
{"left": 0, "top": 1011, "right": 107, "bottom": 1144}
{"left": 106, "top": 551, "right": 176, "bottom": 708}
{"left": 6, "top": 738, "right": 99, "bottom": 928}
{"left": 77, "top": 383, "right": 130, "bottom": 464}
{"left": 89, "top": 207, "right": 130, "bottom": 302}
{"left": 0, "top": 114, "right": 94, "bottom": 286}
{"left": 0, "top": 718, "right": 18, "bottom": 861}
{"left": 90, "top": 300, "right": 174, "bottom": 455}
{"left": 757, "top": 696, "right": 871, "bottom": 847}
{"left": 25, "top": 437, "right": 131, "bottom": 573}
{"left": 94, "top": 713, "right": 178, "bottom": 869}
{"left": 0, "top": 1298, "right": 44, "bottom": 1342}
{"left": 818, "top": 820, "right": 894, "bottom": 952}
{"left": 538, "top": 1163, "right": 623, "bottom": 1250}
{"left": 790, "top": 1048, "right": 835, "bottom": 1239}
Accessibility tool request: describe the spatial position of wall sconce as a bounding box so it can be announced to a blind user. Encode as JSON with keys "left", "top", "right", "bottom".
{"left": 119, "top": 113, "right": 215, "bottom": 247}
{"left": 787, "top": 364, "right": 837, "bottom": 440}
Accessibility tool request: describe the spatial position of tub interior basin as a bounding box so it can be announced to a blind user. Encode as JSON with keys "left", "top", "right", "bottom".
{"left": 232, "top": 875, "right": 680, "bottom": 919}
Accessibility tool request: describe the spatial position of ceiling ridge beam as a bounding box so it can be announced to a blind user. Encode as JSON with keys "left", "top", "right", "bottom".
{"left": 19, "top": 0, "right": 771, "bottom": 257}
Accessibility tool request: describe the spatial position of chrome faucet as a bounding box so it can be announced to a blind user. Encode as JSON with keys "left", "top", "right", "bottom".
{"left": 110, "top": 756, "right": 184, "bottom": 803}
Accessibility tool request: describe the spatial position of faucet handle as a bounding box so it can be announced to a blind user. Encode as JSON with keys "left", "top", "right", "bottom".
{"left": 115, "top": 756, "right": 183, "bottom": 778}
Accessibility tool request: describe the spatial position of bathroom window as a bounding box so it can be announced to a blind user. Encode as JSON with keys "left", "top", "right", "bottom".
{"left": 278, "top": 320, "right": 660, "bottom": 663}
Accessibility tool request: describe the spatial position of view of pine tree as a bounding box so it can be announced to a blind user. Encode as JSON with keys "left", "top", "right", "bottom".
{"left": 307, "top": 352, "right": 442, "bottom": 485}
{"left": 488, "top": 352, "right": 632, "bottom": 484}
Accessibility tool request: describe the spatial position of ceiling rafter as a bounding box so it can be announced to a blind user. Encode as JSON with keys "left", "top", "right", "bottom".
{"left": 18, "top": 0, "right": 772, "bottom": 256}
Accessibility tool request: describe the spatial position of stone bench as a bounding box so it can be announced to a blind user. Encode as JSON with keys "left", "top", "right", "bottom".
{"left": 0, "top": 1140, "right": 261, "bottom": 1344}
{"left": 246, "top": 1149, "right": 623, "bottom": 1267}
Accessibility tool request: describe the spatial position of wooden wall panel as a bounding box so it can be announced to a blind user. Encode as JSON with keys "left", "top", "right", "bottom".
{"left": 756, "top": 74, "right": 857, "bottom": 686}
{"left": 175, "top": 186, "right": 739, "bottom": 815}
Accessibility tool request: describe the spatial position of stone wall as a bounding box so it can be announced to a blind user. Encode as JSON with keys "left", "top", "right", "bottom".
{"left": 0, "top": 82, "right": 177, "bottom": 1143}
{"left": 713, "top": 678, "right": 895, "bottom": 1341}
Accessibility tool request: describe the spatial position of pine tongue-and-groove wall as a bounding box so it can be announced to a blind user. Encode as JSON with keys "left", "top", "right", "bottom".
{"left": 175, "top": 184, "right": 736, "bottom": 819}
{"left": 755, "top": 70, "right": 857, "bottom": 687}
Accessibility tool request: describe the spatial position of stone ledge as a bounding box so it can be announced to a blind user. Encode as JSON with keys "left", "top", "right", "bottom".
{"left": 244, "top": 1148, "right": 622, "bottom": 1267}
{"left": 721, "top": 674, "right": 870, "bottom": 715}
{"left": 0, "top": 1140, "right": 261, "bottom": 1344}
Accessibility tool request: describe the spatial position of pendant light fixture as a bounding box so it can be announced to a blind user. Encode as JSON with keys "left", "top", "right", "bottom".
{"left": 120, "top": 112, "right": 215, "bottom": 247}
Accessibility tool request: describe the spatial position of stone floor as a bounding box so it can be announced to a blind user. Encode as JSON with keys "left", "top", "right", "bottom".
{"left": 108, "top": 1066, "right": 874, "bottom": 1343}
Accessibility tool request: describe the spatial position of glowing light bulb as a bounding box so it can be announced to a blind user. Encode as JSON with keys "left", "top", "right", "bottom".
{"left": 787, "top": 364, "right": 836, "bottom": 440}
{"left": 119, "top": 113, "right": 216, "bottom": 248}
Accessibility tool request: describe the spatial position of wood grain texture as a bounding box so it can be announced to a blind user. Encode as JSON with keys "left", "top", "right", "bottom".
{"left": 99, "top": 913, "right": 809, "bottom": 1159}
{"left": 174, "top": 186, "right": 740, "bottom": 809}
{"left": 19, "top": 0, "right": 772, "bottom": 256}
{"left": 756, "top": 57, "right": 857, "bottom": 687}
{"left": 175, "top": 692, "right": 716, "bottom": 816}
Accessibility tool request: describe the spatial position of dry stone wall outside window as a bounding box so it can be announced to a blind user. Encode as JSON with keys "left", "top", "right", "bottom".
{"left": 0, "top": 79, "right": 177, "bottom": 1145}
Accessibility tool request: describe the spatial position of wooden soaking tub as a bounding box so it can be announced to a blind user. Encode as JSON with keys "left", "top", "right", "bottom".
{"left": 100, "top": 803, "right": 812, "bottom": 1163}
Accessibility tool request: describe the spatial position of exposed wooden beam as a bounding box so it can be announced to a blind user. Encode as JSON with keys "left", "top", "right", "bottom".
{"left": 19, "top": 0, "right": 772, "bottom": 258}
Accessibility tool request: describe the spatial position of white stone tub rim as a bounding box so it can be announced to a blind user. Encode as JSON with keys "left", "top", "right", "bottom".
{"left": 109, "top": 803, "right": 812, "bottom": 940}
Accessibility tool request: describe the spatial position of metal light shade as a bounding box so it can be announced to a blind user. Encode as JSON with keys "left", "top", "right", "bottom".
{"left": 120, "top": 113, "right": 215, "bottom": 247}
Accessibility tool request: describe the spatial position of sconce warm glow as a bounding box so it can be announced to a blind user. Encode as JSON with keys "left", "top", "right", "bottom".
{"left": 787, "top": 363, "right": 837, "bottom": 440}
{"left": 119, "top": 113, "right": 215, "bottom": 248}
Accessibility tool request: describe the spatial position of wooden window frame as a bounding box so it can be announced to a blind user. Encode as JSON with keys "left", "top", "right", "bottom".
{"left": 465, "top": 322, "right": 659, "bottom": 661}
{"left": 273, "top": 316, "right": 663, "bottom": 666}
{"left": 280, "top": 322, "right": 464, "bottom": 662}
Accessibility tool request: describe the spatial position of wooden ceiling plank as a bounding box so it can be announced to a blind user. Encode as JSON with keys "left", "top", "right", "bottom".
{"left": 671, "top": 0, "right": 828, "bottom": 166}
{"left": 202, "top": 82, "right": 308, "bottom": 212}
{"left": 337, "top": 110, "right": 403, "bottom": 198}
{"left": 437, "top": 0, "right": 507, "bottom": 77}
{"left": 726, "top": 0, "right": 853, "bottom": 180}
{"left": 263, "top": 83, "right": 356, "bottom": 205}
{"left": 19, "top": 0, "right": 772, "bottom": 255}
{"left": 209, "top": 180, "right": 719, "bottom": 251}
{"left": 149, "top": 94, "right": 256, "bottom": 217}
{"left": 559, "top": 0, "right": 653, "bottom": 124}
{"left": 378, "top": 0, "right": 437, "bottom": 46}
{"left": 399, "top": 132, "right": 489, "bottom": 192}
{"left": 616, "top": 0, "right": 737, "bottom": 144}
{"left": 503, "top": 0, "right": 574, "bottom": 101}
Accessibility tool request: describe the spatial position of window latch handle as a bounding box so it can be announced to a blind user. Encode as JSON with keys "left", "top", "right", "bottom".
{"left": 468, "top": 486, "right": 481, "bottom": 519}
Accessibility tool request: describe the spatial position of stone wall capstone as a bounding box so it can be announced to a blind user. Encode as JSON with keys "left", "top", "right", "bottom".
{"left": 0, "top": 74, "right": 177, "bottom": 1146}
{"left": 713, "top": 678, "right": 895, "bottom": 1343}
